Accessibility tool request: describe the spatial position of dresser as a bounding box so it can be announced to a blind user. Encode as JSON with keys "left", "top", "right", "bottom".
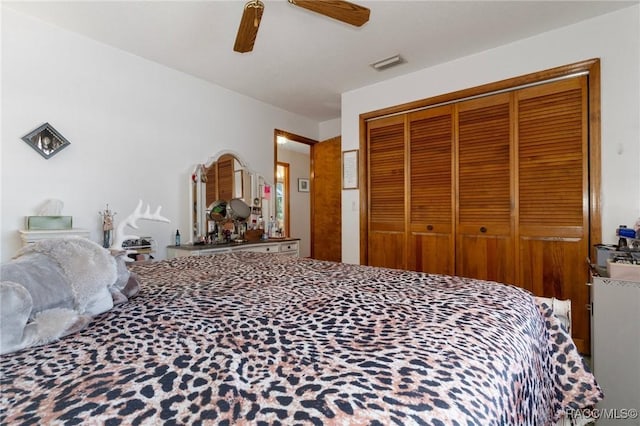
{"left": 167, "top": 238, "right": 300, "bottom": 258}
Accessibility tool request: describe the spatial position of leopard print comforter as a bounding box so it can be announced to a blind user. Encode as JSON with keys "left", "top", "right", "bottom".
{"left": 0, "top": 252, "right": 602, "bottom": 425}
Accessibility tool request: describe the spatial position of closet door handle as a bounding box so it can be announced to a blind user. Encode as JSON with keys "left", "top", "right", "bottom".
{"left": 427, "top": 225, "right": 434, "bottom": 231}
{"left": 480, "top": 226, "right": 487, "bottom": 233}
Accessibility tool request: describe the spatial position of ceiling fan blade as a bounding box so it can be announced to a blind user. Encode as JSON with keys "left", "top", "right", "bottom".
{"left": 233, "top": 0, "right": 264, "bottom": 53}
{"left": 290, "top": 0, "right": 370, "bottom": 27}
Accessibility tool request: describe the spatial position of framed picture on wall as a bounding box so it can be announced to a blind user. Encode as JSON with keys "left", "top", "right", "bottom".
{"left": 21, "top": 122, "right": 71, "bottom": 159}
{"left": 298, "top": 178, "right": 310, "bottom": 192}
{"left": 342, "top": 149, "right": 359, "bottom": 189}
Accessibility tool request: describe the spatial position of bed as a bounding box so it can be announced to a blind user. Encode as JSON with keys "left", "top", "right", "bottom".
{"left": 0, "top": 251, "right": 602, "bottom": 425}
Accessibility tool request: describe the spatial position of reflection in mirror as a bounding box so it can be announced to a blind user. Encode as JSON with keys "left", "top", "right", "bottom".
{"left": 205, "top": 154, "right": 249, "bottom": 208}
{"left": 276, "top": 162, "right": 289, "bottom": 237}
{"left": 274, "top": 130, "right": 316, "bottom": 256}
{"left": 189, "top": 151, "right": 275, "bottom": 243}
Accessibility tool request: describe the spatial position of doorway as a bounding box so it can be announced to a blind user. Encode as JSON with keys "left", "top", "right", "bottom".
{"left": 274, "top": 129, "right": 317, "bottom": 258}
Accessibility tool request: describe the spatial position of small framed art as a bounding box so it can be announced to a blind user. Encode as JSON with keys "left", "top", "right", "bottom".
{"left": 298, "top": 178, "right": 310, "bottom": 192}
{"left": 21, "top": 123, "right": 71, "bottom": 159}
{"left": 342, "top": 149, "right": 359, "bottom": 189}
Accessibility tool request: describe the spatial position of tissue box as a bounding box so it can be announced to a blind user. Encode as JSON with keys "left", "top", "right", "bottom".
{"left": 607, "top": 258, "right": 640, "bottom": 281}
{"left": 26, "top": 216, "right": 72, "bottom": 230}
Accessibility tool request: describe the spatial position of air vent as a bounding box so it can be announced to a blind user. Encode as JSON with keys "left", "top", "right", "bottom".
{"left": 370, "top": 55, "right": 405, "bottom": 71}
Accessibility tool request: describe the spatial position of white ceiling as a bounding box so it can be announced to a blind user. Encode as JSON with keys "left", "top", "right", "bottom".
{"left": 5, "top": 0, "right": 637, "bottom": 122}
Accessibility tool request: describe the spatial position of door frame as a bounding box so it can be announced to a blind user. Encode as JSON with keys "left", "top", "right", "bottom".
{"left": 274, "top": 129, "right": 318, "bottom": 253}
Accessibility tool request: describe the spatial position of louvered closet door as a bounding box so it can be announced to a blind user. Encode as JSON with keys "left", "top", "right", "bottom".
{"left": 367, "top": 115, "right": 406, "bottom": 269}
{"left": 407, "top": 106, "right": 454, "bottom": 274}
{"left": 516, "top": 76, "right": 590, "bottom": 353}
{"left": 456, "top": 93, "right": 515, "bottom": 283}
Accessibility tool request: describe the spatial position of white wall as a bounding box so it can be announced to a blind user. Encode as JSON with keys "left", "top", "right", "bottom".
{"left": 0, "top": 7, "right": 319, "bottom": 261}
{"left": 319, "top": 118, "right": 341, "bottom": 141}
{"left": 341, "top": 5, "right": 640, "bottom": 264}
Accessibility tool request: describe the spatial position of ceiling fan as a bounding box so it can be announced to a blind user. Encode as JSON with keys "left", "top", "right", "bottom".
{"left": 233, "top": 0, "right": 370, "bottom": 53}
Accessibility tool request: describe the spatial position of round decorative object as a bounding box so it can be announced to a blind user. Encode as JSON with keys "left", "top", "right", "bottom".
{"left": 208, "top": 200, "right": 227, "bottom": 222}
{"left": 227, "top": 198, "right": 251, "bottom": 221}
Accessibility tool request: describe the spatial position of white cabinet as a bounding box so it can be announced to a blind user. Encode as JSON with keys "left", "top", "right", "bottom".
{"left": 18, "top": 229, "right": 90, "bottom": 246}
{"left": 167, "top": 239, "right": 300, "bottom": 259}
{"left": 591, "top": 276, "right": 640, "bottom": 425}
{"left": 122, "top": 237, "right": 157, "bottom": 261}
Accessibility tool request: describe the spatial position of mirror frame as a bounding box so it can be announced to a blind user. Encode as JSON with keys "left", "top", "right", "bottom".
{"left": 189, "top": 150, "right": 247, "bottom": 241}
{"left": 189, "top": 150, "right": 276, "bottom": 242}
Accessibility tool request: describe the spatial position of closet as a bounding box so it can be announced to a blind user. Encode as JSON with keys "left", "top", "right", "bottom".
{"left": 363, "top": 65, "right": 596, "bottom": 354}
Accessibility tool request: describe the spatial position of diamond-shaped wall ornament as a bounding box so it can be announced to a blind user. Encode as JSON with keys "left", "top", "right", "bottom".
{"left": 21, "top": 123, "right": 71, "bottom": 159}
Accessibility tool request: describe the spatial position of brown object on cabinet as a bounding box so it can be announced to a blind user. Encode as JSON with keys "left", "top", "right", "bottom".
{"left": 362, "top": 62, "right": 597, "bottom": 354}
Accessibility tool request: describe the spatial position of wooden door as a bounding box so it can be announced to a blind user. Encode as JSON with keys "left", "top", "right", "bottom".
{"left": 407, "top": 106, "right": 455, "bottom": 274}
{"left": 456, "top": 93, "right": 515, "bottom": 283}
{"left": 516, "top": 76, "right": 590, "bottom": 353}
{"left": 311, "top": 137, "right": 342, "bottom": 262}
{"left": 367, "top": 115, "right": 406, "bottom": 269}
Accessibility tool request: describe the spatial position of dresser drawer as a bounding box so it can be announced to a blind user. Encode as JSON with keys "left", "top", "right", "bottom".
{"left": 279, "top": 241, "right": 299, "bottom": 256}
{"left": 233, "top": 244, "right": 279, "bottom": 254}
{"left": 167, "top": 247, "right": 231, "bottom": 258}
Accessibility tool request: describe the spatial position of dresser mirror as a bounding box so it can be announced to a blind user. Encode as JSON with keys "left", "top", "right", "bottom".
{"left": 189, "top": 151, "right": 273, "bottom": 242}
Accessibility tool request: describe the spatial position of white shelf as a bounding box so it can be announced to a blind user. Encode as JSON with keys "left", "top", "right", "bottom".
{"left": 18, "top": 229, "right": 90, "bottom": 246}
{"left": 122, "top": 237, "right": 156, "bottom": 261}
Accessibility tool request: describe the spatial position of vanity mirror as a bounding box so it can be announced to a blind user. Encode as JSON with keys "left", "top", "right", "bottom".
{"left": 189, "top": 151, "right": 274, "bottom": 242}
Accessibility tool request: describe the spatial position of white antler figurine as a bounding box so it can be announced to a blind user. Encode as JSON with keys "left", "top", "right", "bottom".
{"left": 111, "top": 200, "right": 170, "bottom": 254}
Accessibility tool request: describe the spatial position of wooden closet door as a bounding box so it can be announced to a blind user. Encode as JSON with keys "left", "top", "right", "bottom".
{"left": 367, "top": 115, "right": 406, "bottom": 269}
{"left": 407, "top": 106, "right": 454, "bottom": 274}
{"left": 516, "top": 76, "right": 590, "bottom": 353}
{"left": 456, "top": 93, "right": 514, "bottom": 283}
{"left": 311, "top": 137, "right": 342, "bottom": 262}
